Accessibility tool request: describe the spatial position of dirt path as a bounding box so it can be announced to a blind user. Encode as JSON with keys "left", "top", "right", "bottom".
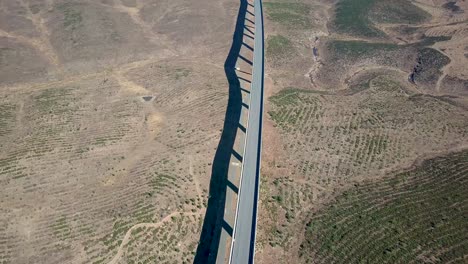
{"left": 1, "top": 57, "right": 221, "bottom": 93}
{"left": 329, "top": 34, "right": 393, "bottom": 44}
{"left": 108, "top": 209, "right": 205, "bottom": 264}
{"left": 1, "top": 0, "right": 61, "bottom": 66}
{"left": 103, "top": 0, "right": 177, "bottom": 55}
{"left": 0, "top": 28, "right": 58, "bottom": 66}
{"left": 436, "top": 66, "right": 448, "bottom": 93}
{"left": 113, "top": 72, "right": 151, "bottom": 95}
{"left": 433, "top": 47, "right": 451, "bottom": 93}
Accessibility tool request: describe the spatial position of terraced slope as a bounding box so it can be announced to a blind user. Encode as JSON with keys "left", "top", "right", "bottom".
{"left": 0, "top": 0, "right": 236, "bottom": 262}
{"left": 300, "top": 150, "right": 468, "bottom": 263}
{"left": 257, "top": 74, "right": 468, "bottom": 262}
{"left": 0, "top": 59, "right": 225, "bottom": 264}
{"left": 257, "top": 0, "right": 468, "bottom": 262}
{"left": 267, "top": 76, "right": 468, "bottom": 184}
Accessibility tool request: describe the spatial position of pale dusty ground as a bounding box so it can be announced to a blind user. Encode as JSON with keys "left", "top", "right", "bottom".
{"left": 0, "top": 0, "right": 240, "bottom": 263}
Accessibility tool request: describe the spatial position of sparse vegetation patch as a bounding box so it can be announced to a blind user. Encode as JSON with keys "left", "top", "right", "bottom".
{"left": 334, "top": 0, "right": 428, "bottom": 37}
{"left": 57, "top": 3, "right": 83, "bottom": 31}
{"left": 267, "top": 35, "right": 295, "bottom": 61}
{"left": 0, "top": 103, "right": 16, "bottom": 137}
{"left": 268, "top": 75, "right": 468, "bottom": 184}
{"left": 329, "top": 40, "right": 399, "bottom": 59}
{"left": 334, "top": 0, "right": 383, "bottom": 37}
{"left": 264, "top": 2, "right": 311, "bottom": 29}
{"left": 260, "top": 0, "right": 468, "bottom": 262}
{"left": 300, "top": 150, "right": 468, "bottom": 263}
{"left": 369, "top": 0, "right": 429, "bottom": 24}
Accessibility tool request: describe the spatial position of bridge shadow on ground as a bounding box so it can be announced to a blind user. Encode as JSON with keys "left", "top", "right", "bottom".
{"left": 194, "top": 0, "right": 250, "bottom": 263}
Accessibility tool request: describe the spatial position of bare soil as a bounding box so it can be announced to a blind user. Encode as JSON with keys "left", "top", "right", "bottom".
{"left": 0, "top": 0, "right": 239, "bottom": 263}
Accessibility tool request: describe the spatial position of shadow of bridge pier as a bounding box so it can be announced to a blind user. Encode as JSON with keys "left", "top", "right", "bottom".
{"left": 194, "top": 0, "right": 255, "bottom": 263}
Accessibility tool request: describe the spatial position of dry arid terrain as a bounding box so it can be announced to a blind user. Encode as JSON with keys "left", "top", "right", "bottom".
{"left": 0, "top": 0, "right": 241, "bottom": 263}
{"left": 257, "top": 0, "right": 468, "bottom": 263}
{"left": 1, "top": 0, "right": 467, "bottom": 263}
